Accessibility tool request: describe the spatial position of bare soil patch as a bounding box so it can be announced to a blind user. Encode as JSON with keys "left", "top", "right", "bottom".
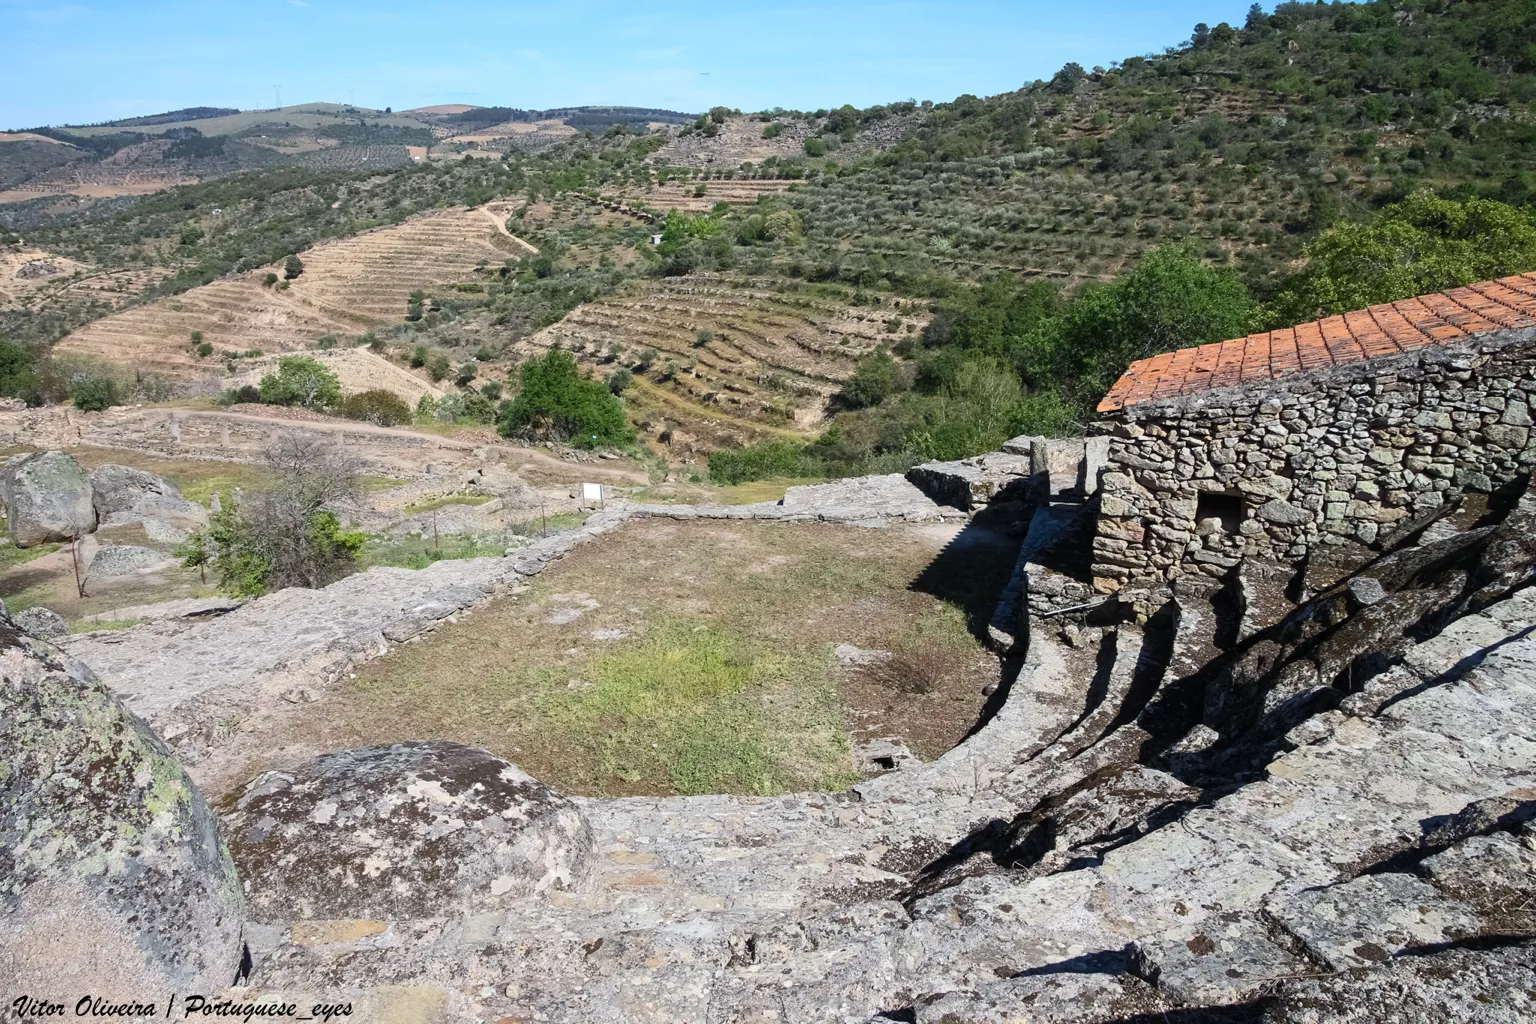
{"left": 278, "top": 519, "right": 1012, "bottom": 797}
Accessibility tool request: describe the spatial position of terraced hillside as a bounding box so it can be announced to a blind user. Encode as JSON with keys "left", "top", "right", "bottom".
{"left": 519, "top": 275, "right": 928, "bottom": 451}
{"left": 284, "top": 202, "right": 531, "bottom": 321}
{"left": 54, "top": 275, "right": 358, "bottom": 378}
{"left": 624, "top": 178, "right": 794, "bottom": 213}
{"left": 57, "top": 204, "right": 533, "bottom": 379}
{"left": 222, "top": 347, "right": 447, "bottom": 404}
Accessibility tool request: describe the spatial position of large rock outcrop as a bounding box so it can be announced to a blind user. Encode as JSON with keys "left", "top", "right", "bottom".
{"left": 2, "top": 451, "right": 97, "bottom": 547}
{"left": 90, "top": 462, "right": 209, "bottom": 538}
{"left": 225, "top": 741, "right": 595, "bottom": 921}
{"left": 0, "top": 612, "right": 244, "bottom": 992}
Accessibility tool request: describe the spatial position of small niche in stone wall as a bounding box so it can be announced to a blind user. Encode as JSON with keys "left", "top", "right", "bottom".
{"left": 1195, "top": 491, "right": 1245, "bottom": 536}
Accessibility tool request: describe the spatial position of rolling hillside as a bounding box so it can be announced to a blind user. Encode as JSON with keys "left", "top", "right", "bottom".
{"left": 496, "top": 275, "right": 927, "bottom": 451}
{"left": 56, "top": 204, "right": 532, "bottom": 380}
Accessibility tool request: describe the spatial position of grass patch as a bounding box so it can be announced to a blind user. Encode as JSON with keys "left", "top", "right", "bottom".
{"left": 714, "top": 477, "right": 820, "bottom": 505}
{"left": 346, "top": 616, "right": 856, "bottom": 797}
{"left": 536, "top": 620, "right": 852, "bottom": 794}
{"left": 402, "top": 494, "right": 493, "bottom": 516}
{"left": 361, "top": 532, "right": 508, "bottom": 570}
{"left": 280, "top": 519, "right": 1012, "bottom": 799}
{"left": 73, "top": 618, "right": 142, "bottom": 633}
{"left": 0, "top": 541, "right": 60, "bottom": 573}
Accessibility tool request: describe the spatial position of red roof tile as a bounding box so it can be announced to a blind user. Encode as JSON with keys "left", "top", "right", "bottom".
{"left": 1098, "top": 272, "right": 1536, "bottom": 414}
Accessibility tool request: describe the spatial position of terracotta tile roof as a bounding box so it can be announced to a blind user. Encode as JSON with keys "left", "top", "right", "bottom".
{"left": 1097, "top": 272, "right": 1536, "bottom": 414}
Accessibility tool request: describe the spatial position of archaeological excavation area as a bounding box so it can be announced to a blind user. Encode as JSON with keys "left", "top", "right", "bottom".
{"left": 4, "top": 277, "right": 1536, "bottom": 1023}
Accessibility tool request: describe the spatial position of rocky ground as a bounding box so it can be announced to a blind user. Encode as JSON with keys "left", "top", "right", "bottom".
{"left": 3, "top": 453, "right": 1534, "bottom": 1021}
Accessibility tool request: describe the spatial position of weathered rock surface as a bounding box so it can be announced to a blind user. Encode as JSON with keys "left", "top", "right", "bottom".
{"left": 1259, "top": 942, "right": 1536, "bottom": 1022}
{"left": 91, "top": 462, "right": 209, "bottom": 536}
{"left": 0, "top": 612, "right": 243, "bottom": 992}
{"left": 79, "top": 595, "right": 242, "bottom": 625}
{"left": 86, "top": 543, "right": 175, "bottom": 578}
{"left": 12, "top": 605, "right": 70, "bottom": 639}
{"left": 2, "top": 450, "right": 96, "bottom": 546}
{"left": 908, "top": 451, "right": 1035, "bottom": 510}
{"left": 631, "top": 475, "right": 964, "bottom": 525}
{"left": 227, "top": 741, "right": 593, "bottom": 921}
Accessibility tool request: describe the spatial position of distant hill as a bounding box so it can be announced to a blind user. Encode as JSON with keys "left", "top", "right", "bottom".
{"left": 434, "top": 105, "right": 696, "bottom": 133}
{"left": 99, "top": 107, "right": 241, "bottom": 128}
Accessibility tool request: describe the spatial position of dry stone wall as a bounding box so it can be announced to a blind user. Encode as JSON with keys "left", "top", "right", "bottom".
{"left": 1092, "top": 330, "right": 1536, "bottom": 589}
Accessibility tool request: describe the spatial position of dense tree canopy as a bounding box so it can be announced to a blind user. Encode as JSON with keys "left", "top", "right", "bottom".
{"left": 1271, "top": 191, "right": 1536, "bottom": 323}
{"left": 498, "top": 349, "right": 633, "bottom": 449}
{"left": 258, "top": 356, "right": 341, "bottom": 409}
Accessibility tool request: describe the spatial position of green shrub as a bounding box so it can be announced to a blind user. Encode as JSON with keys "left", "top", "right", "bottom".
{"left": 339, "top": 389, "right": 413, "bottom": 426}
{"left": 69, "top": 373, "right": 119, "bottom": 412}
{"left": 708, "top": 440, "right": 814, "bottom": 485}
{"left": 0, "top": 341, "right": 43, "bottom": 405}
{"left": 220, "top": 384, "right": 261, "bottom": 405}
{"left": 803, "top": 137, "right": 828, "bottom": 157}
{"left": 606, "top": 367, "right": 634, "bottom": 394}
{"left": 498, "top": 349, "right": 633, "bottom": 448}
{"left": 428, "top": 354, "right": 451, "bottom": 382}
{"left": 839, "top": 349, "right": 898, "bottom": 409}
{"left": 283, "top": 255, "right": 305, "bottom": 279}
{"left": 258, "top": 355, "right": 341, "bottom": 408}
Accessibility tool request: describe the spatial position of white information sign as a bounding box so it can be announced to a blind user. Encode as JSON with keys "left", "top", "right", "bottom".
{"left": 581, "top": 482, "right": 604, "bottom": 503}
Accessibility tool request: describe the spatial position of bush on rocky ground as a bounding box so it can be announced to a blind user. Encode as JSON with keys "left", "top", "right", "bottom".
{"left": 338, "top": 388, "right": 413, "bottom": 426}
{"left": 180, "top": 433, "right": 365, "bottom": 597}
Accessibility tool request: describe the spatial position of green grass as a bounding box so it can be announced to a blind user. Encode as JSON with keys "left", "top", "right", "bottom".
{"left": 73, "top": 619, "right": 142, "bottom": 633}
{"left": 286, "top": 518, "right": 1003, "bottom": 799}
{"left": 355, "top": 617, "right": 858, "bottom": 796}
{"left": 714, "top": 477, "right": 821, "bottom": 505}
{"left": 402, "top": 494, "right": 493, "bottom": 516}
{"left": 0, "top": 542, "right": 60, "bottom": 573}
{"left": 361, "top": 532, "right": 508, "bottom": 570}
{"left": 177, "top": 471, "right": 269, "bottom": 508}
{"left": 508, "top": 511, "right": 588, "bottom": 535}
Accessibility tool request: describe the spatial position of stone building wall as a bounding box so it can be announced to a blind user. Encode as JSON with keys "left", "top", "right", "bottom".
{"left": 1091, "top": 329, "right": 1536, "bottom": 590}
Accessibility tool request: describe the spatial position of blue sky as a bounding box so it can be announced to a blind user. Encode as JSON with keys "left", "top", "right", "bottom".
{"left": 4, "top": 1, "right": 1258, "bottom": 129}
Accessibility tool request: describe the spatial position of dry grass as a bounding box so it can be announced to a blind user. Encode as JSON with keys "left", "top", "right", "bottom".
{"left": 282, "top": 518, "right": 1009, "bottom": 797}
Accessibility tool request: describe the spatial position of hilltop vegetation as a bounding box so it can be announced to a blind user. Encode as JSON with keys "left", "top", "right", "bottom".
{"left": 6, "top": 0, "right": 1536, "bottom": 476}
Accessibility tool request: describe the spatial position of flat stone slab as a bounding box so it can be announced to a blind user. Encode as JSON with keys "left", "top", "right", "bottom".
{"left": 1267, "top": 873, "right": 1482, "bottom": 971}
{"left": 633, "top": 475, "right": 962, "bottom": 525}
{"left": 80, "top": 596, "right": 242, "bottom": 624}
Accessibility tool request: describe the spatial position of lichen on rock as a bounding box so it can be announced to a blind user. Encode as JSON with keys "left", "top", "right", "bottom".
{"left": 225, "top": 741, "right": 595, "bottom": 921}
{"left": 0, "top": 611, "right": 244, "bottom": 992}
{"left": 2, "top": 450, "right": 97, "bottom": 547}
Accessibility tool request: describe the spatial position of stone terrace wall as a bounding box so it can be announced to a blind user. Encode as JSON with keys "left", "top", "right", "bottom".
{"left": 1092, "top": 329, "right": 1536, "bottom": 589}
